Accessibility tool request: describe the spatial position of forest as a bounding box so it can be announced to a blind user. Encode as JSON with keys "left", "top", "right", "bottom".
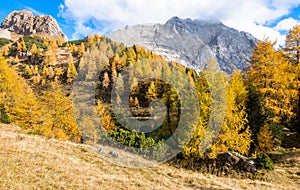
{"left": 0, "top": 25, "right": 299, "bottom": 174}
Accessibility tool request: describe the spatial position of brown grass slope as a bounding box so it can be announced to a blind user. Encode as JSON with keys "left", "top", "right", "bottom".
{"left": 0, "top": 124, "right": 298, "bottom": 190}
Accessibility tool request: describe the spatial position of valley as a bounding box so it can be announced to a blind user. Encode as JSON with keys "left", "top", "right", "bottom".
{"left": 0, "top": 9, "right": 300, "bottom": 190}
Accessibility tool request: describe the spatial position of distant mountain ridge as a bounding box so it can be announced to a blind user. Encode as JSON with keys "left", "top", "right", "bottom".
{"left": 0, "top": 10, "right": 67, "bottom": 41}
{"left": 110, "top": 17, "right": 258, "bottom": 73}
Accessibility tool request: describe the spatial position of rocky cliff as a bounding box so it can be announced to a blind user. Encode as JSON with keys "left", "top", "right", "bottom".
{"left": 0, "top": 10, "right": 67, "bottom": 41}
{"left": 110, "top": 17, "right": 257, "bottom": 73}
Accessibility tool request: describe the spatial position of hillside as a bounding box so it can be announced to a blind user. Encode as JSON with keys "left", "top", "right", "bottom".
{"left": 0, "top": 124, "right": 299, "bottom": 190}
{"left": 0, "top": 9, "right": 300, "bottom": 190}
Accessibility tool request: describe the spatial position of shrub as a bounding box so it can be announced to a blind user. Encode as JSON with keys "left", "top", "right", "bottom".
{"left": 269, "top": 123, "right": 284, "bottom": 143}
{"left": 256, "top": 124, "right": 275, "bottom": 153}
{"left": 0, "top": 103, "right": 11, "bottom": 124}
{"left": 108, "top": 128, "right": 156, "bottom": 148}
{"left": 62, "top": 39, "right": 86, "bottom": 47}
{"left": 0, "top": 38, "right": 12, "bottom": 48}
{"left": 23, "top": 36, "right": 46, "bottom": 50}
{"left": 254, "top": 153, "right": 274, "bottom": 171}
{"left": 98, "top": 128, "right": 168, "bottom": 161}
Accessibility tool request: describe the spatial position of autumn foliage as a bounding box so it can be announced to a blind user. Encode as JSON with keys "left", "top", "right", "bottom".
{"left": 0, "top": 24, "right": 300, "bottom": 160}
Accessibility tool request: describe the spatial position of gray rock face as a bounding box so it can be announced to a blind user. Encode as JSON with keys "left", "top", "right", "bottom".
{"left": 110, "top": 17, "right": 257, "bottom": 73}
{"left": 0, "top": 10, "right": 67, "bottom": 41}
{"left": 0, "top": 29, "right": 12, "bottom": 39}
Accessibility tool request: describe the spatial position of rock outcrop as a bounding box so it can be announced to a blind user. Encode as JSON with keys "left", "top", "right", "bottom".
{"left": 0, "top": 29, "right": 12, "bottom": 39}
{"left": 0, "top": 10, "right": 67, "bottom": 41}
{"left": 110, "top": 17, "right": 258, "bottom": 73}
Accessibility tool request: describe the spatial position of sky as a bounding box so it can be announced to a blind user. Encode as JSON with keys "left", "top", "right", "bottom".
{"left": 1, "top": 0, "right": 300, "bottom": 46}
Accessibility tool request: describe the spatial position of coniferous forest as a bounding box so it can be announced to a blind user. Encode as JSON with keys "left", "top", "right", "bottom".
{"left": 0, "top": 25, "right": 300, "bottom": 178}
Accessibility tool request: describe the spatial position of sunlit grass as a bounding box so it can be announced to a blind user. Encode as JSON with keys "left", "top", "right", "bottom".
{"left": 0, "top": 124, "right": 298, "bottom": 190}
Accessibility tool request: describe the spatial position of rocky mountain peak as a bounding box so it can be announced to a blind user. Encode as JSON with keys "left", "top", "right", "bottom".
{"left": 110, "top": 17, "right": 257, "bottom": 73}
{"left": 0, "top": 10, "right": 67, "bottom": 41}
{"left": 166, "top": 16, "right": 223, "bottom": 27}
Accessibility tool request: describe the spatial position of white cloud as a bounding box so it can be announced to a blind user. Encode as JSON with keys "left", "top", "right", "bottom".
{"left": 222, "top": 20, "right": 286, "bottom": 46}
{"left": 59, "top": 0, "right": 300, "bottom": 45}
{"left": 24, "top": 6, "right": 45, "bottom": 16}
{"left": 275, "top": 17, "right": 300, "bottom": 31}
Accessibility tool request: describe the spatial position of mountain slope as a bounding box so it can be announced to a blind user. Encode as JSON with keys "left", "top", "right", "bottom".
{"left": 109, "top": 17, "right": 257, "bottom": 73}
{"left": 0, "top": 124, "right": 298, "bottom": 190}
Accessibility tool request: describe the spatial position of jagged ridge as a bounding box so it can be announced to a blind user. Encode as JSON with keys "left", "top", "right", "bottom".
{"left": 0, "top": 10, "right": 67, "bottom": 41}
{"left": 109, "top": 17, "right": 257, "bottom": 73}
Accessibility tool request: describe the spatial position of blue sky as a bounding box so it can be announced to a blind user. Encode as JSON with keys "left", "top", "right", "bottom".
{"left": 1, "top": 0, "right": 300, "bottom": 45}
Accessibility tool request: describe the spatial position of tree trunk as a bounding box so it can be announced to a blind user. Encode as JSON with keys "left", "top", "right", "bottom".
{"left": 297, "top": 41, "right": 300, "bottom": 137}
{"left": 297, "top": 76, "right": 300, "bottom": 138}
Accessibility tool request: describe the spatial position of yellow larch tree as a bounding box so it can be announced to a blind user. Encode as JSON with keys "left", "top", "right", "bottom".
{"left": 211, "top": 71, "right": 251, "bottom": 156}
{"left": 40, "top": 82, "right": 80, "bottom": 142}
{"left": 67, "top": 54, "right": 77, "bottom": 83}
{"left": 284, "top": 25, "right": 300, "bottom": 137}
{"left": 0, "top": 54, "right": 41, "bottom": 130}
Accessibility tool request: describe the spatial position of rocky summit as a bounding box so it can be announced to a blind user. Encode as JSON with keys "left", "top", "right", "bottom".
{"left": 109, "top": 17, "right": 258, "bottom": 73}
{"left": 0, "top": 10, "right": 67, "bottom": 41}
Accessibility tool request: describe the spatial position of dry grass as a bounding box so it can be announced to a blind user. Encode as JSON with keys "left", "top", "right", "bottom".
{"left": 0, "top": 124, "right": 299, "bottom": 190}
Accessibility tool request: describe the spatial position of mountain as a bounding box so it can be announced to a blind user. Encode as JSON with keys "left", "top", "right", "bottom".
{"left": 0, "top": 10, "right": 67, "bottom": 41}
{"left": 109, "top": 17, "right": 258, "bottom": 73}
